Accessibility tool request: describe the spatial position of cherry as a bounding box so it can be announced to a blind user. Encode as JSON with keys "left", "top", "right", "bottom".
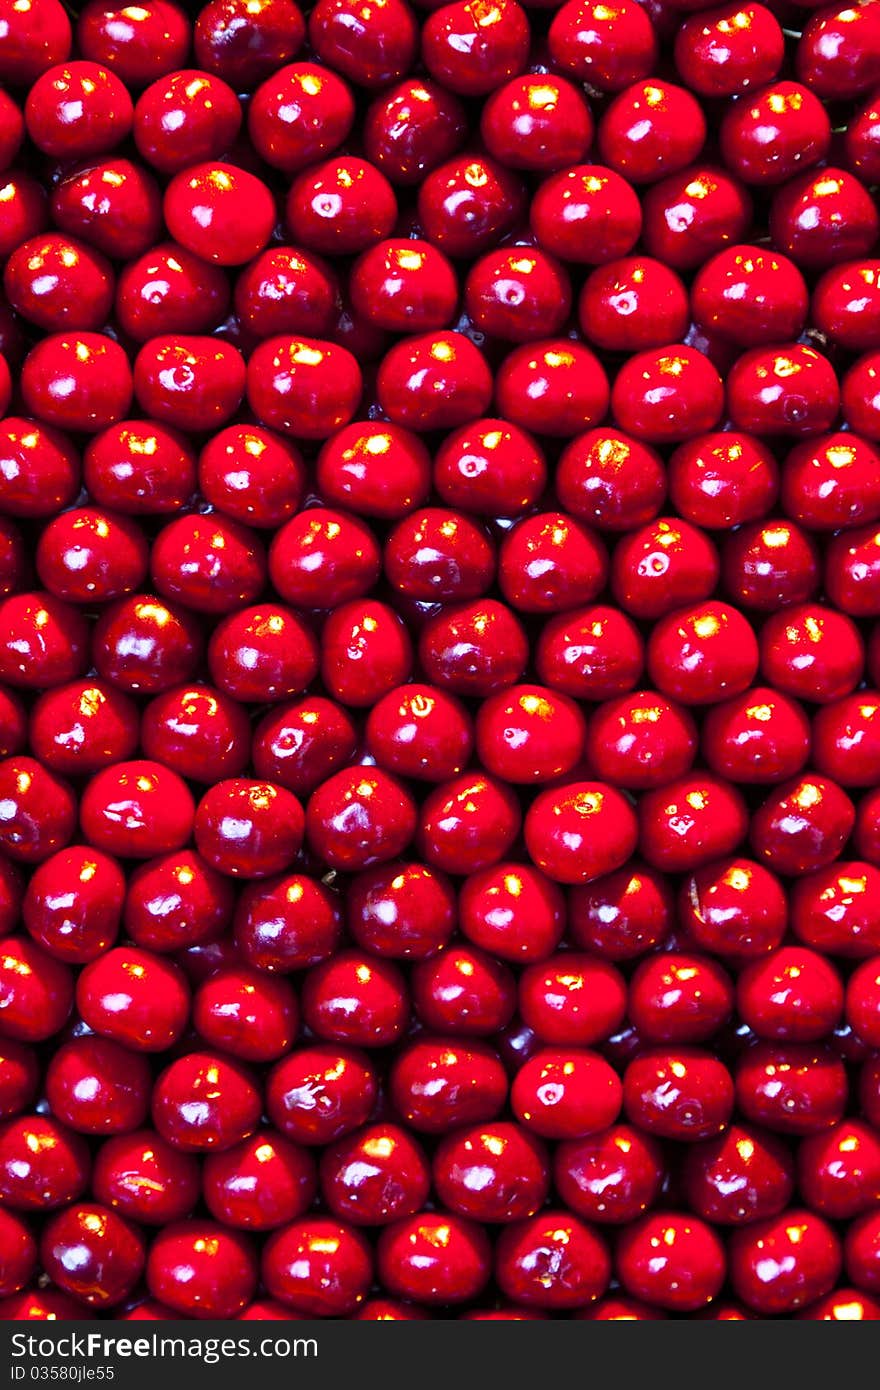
{"left": 23, "top": 845, "right": 124, "bottom": 964}
{"left": 481, "top": 74, "right": 593, "bottom": 172}
{"left": 421, "top": 0, "right": 529, "bottom": 97}
{"left": 26, "top": 61, "right": 133, "bottom": 159}
{"left": 495, "top": 1213, "right": 610, "bottom": 1309}
{"left": 147, "top": 1222, "right": 257, "bottom": 1319}
{"left": 624, "top": 1048, "right": 735, "bottom": 1140}
{"left": 0, "top": 0, "right": 72, "bottom": 85}
{"left": 616, "top": 1212, "right": 725, "bottom": 1311}
{"left": 419, "top": 153, "right": 525, "bottom": 259}
{"left": 0, "top": 1114, "right": 89, "bottom": 1211}
{"left": 51, "top": 159, "right": 162, "bottom": 261}
{"left": 41, "top": 1203, "right": 144, "bottom": 1309}
{"left": 45, "top": 1035, "right": 150, "bottom": 1136}
{"left": 729, "top": 1210, "right": 841, "bottom": 1315}
{"left": 135, "top": 70, "right": 242, "bottom": 173}
{"left": 321, "top": 1123, "right": 429, "bottom": 1226}
{"left": 264, "top": 1216, "right": 372, "bottom": 1316}
{"left": 204, "top": 1131, "right": 316, "bottom": 1230}
{"left": 549, "top": 0, "right": 657, "bottom": 91}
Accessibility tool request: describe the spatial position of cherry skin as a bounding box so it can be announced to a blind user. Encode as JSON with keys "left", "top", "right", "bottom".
{"left": 0, "top": 592, "right": 88, "bottom": 692}
{"left": 585, "top": 691, "right": 696, "bottom": 790}
{"left": 134, "top": 336, "right": 246, "bottom": 434}
{"left": 476, "top": 684, "right": 586, "bottom": 784}
{"left": 628, "top": 952, "right": 733, "bottom": 1044}
{"left": 647, "top": 600, "right": 759, "bottom": 705}
{"left": 843, "top": 353, "right": 880, "bottom": 440}
{"left": 495, "top": 340, "right": 611, "bottom": 439}
{"left": 248, "top": 336, "right": 361, "bottom": 440}
{"left": 317, "top": 422, "right": 429, "bottom": 521}
{"left": 41, "top": 1203, "right": 143, "bottom": 1309}
{"left": 431, "top": 940, "right": 519, "bottom": 1028}
{"left": 366, "top": 686, "right": 473, "bottom": 784}
{"left": 812, "top": 263, "right": 880, "bottom": 353}
{"left": 76, "top": 945, "right": 189, "bottom": 1052}
{"left": 307, "top": 768, "right": 416, "bottom": 873}
{"left": 36, "top": 508, "right": 147, "bottom": 605}
{"left": 847, "top": 957, "right": 880, "bottom": 1043}
{"left": 309, "top": 0, "right": 417, "bottom": 89}
{"left": 531, "top": 163, "right": 642, "bottom": 266}
{"left": 701, "top": 687, "right": 811, "bottom": 784}
{"left": 771, "top": 167, "right": 879, "bottom": 269}
{"left": 623, "top": 1048, "right": 735, "bottom": 1141}
{"left": 737, "top": 947, "right": 844, "bottom": 1042}
{"left": 481, "top": 74, "right": 593, "bottom": 172}
{"left": 419, "top": 599, "right": 528, "bottom": 697}
{"left": 93, "top": 593, "right": 202, "bottom": 695}
{"left": 669, "top": 432, "right": 778, "bottom": 530}
{"left": 125, "top": 850, "right": 234, "bottom": 954}
{"left": 548, "top": 0, "right": 657, "bottom": 91}
{"left": 458, "top": 862, "right": 565, "bottom": 964}
{"left": 556, "top": 431, "right": 665, "bottom": 535}
{"left": 204, "top": 1131, "right": 316, "bottom": 1230}
{"left": 116, "top": 241, "right": 231, "bottom": 344}
{"left": 580, "top": 257, "right": 689, "bottom": 354}
{"left": 465, "top": 247, "right": 572, "bottom": 344}
{"left": 421, "top": 0, "right": 529, "bottom": 97}
{"left": 675, "top": 1, "right": 783, "bottom": 96}
{"left": 147, "top": 1222, "right": 257, "bottom": 1320}
{"left": 683, "top": 1123, "right": 794, "bottom": 1226}
{"left": 195, "top": 779, "right": 304, "bottom": 880}
{"left": 693, "top": 245, "right": 808, "bottom": 346}
{"left": 141, "top": 684, "right": 250, "bottom": 785}
{"left": 720, "top": 80, "right": 831, "bottom": 185}
{"left": 267, "top": 1046, "right": 377, "bottom": 1147}
{"left": 845, "top": 1211, "right": 880, "bottom": 1293}
{"left": 846, "top": 89, "right": 880, "bottom": 184}
{"left": 390, "top": 1036, "right": 507, "bottom": 1134}
{"left": 554, "top": 1124, "right": 663, "bottom": 1225}
{"left": 235, "top": 873, "right": 341, "bottom": 974}
{"left": 377, "top": 330, "right": 492, "bottom": 431}
{"left": 598, "top": 80, "right": 707, "bottom": 183}
{"left": 50, "top": 158, "right": 162, "bottom": 261}
{"left": 152, "top": 1052, "right": 261, "bottom": 1153}
{"left": 26, "top": 61, "right": 133, "bottom": 159}
{"left": 45, "top": 1035, "right": 150, "bottom": 1136}
{"left": 134, "top": 70, "right": 242, "bottom": 174}
{"left": 0, "top": 1038, "right": 39, "bottom": 1120}
{"left": 0, "top": 172, "right": 47, "bottom": 263}
{"left": 0, "top": 418, "right": 79, "bottom": 520}
{"left": 252, "top": 697, "right": 357, "bottom": 797}
{"left": 433, "top": 420, "right": 547, "bottom": 520}
{"left": 248, "top": 61, "right": 353, "bottom": 171}
{"left": 320, "top": 1123, "right": 430, "bottom": 1226}
{"left": 495, "top": 1213, "right": 611, "bottom": 1309}
{"left": 77, "top": 0, "right": 190, "bottom": 86}
{"left": 364, "top": 76, "right": 466, "bottom": 186}
{"left": 418, "top": 153, "right": 525, "bottom": 259}
{"left": 0, "top": 0, "right": 72, "bottom": 85}
{"left": 0, "top": 1209, "right": 36, "bottom": 1297}
{"left": 611, "top": 518, "right": 718, "bottom": 621}
{"left": 569, "top": 862, "right": 672, "bottom": 961}
{"left": 750, "top": 773, "right": 856, "bottom": 876}
{"left": 499, "top": 512, "right": 607, "bottom": 613}
{"left": 737, "top": 1040, "right": 848, "bottom": 1136}
{"left": 193, "top": 966, "right": 297, "bottom": 1063}
{"left": 798, "top": 1121, "right": 880, "bottom": 1220}
{"left": 5, "top": 233, "right": 114, "bottom": 333}
{"left": 164, "top": 162, "right": 275, "bottom": 267}
{"left": 417, "top": 773, "right": 520, "bottom": 875}
{"left": 799, "top": 1291, "right": 880, "bottom": 1321}
{"left": 524, "top": 781, "right": 637, "bottom": 886}
{"left": 84, "top": 421, "right": 196, "bottom": 517}
{"left": 286, "top": 154, "right": 396, "bottom": 256}
{"left": 0, "top": 757, "right": 76, "bottom": 864}
{"left": 761, "top": 602, "right": 863, "bottom": 704}
{"left": 723, "top": 519, "right": 820, "bottom": 611}
{"left": 0, "top": 1290, "right": 88, "bottom": 1321}
{"left": 612, "top": 345, "right": 724, "bottom": 443}
{"left": 321, "top": 599, "right": 412, "bottom": 708}
{"left": 792, "top": 861, "right": 880, "bottom": 958}
{"left": 80, "top": 760, "right": 194, "bottom": 860}
{"left": 0, "top": 1114, "right": 89, "bottom": 1211}
{"left": 208, "top": 604, "right": 319, "bottom": 705}
{"left": 797, "top": 1, "right": 880, "bottom": 99}
{"left": 729, "top": 1211, "right": 841, "bottom": 1315}
{"left": 519, "top": 955, "right": 626, "bottom": 1047}
{"left": 263, "top": 1217, "right": 372, "bottom": 1317}
{"left": 511, "top": 1047, "right": 622, "bottom": 1140}
{"left": 22, "top": 332, "right": 132, "bottom": 433}
{"left": 302, "top": 950, "right": 408, "bottom": 1048}
{"left": 23, "top": 844, "right": 124, "bottom": 964}
{"left": 0, "top": 935, "right": 72, "bottom": 1041}
{"left": 616, "top": 1212, "right": 726, "bottom": 1311}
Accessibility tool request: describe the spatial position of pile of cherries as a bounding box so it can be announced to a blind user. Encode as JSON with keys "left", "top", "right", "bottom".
{"left": 0, "top": 0, "right": 879, "bottom": 1325}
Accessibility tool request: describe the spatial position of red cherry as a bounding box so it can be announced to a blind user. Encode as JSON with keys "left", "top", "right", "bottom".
{"left": 598, "top": 79, "right": 706, "bottom": 183}
{"left": 321, "top": 1123, "right": 429, "bottom": 1225}
{"left": 554, "top": 1124, "right": 663, "bottom": 1225}
{"left": 248, "top": 335, "right": 361, "bottom": 440}
{"left": 164, "top": 162, "right": 274, "bottom": 267}
{"left": 80, "top": 760, "right": 194, "bottom": 860}
{"left": 536, "top": 604, "right": 644, "bottom": 701}
{"left": 0, "top": 1209, "right": 36, "bottom": 1297}
{"left": 647, "top": 600, "right": 759, "bottom": 705}
{"left": 26, "top": 61, "right": 133, "bottom": 159}
{"left": 511, "top": 1047, "right": 622, "bottom": 1139}
{"left": 737, "top": 946, "right": 843, "bottom": 1042}
{"left": 22, "top": 331, "right": 132, "bottom": 433}
{"left": 77, "top": 1, "right": 190, "bottom": 87}
{"left": 579, "top": 256, "right": 688, "bottom": 353}
{"left": 195, "top": 779, "right": 304, "bottom": 880}
{"left": 41, "top": 1203, "right": 143, "bottom": 1309}
{"left": 235, "top": 872, "right": 341, "bottom": 973}
{"left": 736, "top": 1041, "right": 847, "bottom": 1136}
{"left": 624, "top": 1048, "right": 734, "bottom": 1141}
{"left": 125, "top": 850, "right": 233, "bottom": 954}
{"left": 0, "top": 1113, "right": 88, "bottom": 1211}
{"left": 548, "top": 0, "right": 657, "bottom": 91}
{"left": 117, "top": 241, "right": 231, "bottom": 344}
{"left": 51, "top": 158, "right": 162, "bottom": 261}
{"left": 204, "top": 1131, "right": 316, "bottom": 1230}
{"left": 390, "top": 1036, "right": 507, "bottom": 1134}
{"left": 771, "top": 167, "right": 879, "bottom": 268}
{"left": 310, "top": 0, "right": 417, "bottom": 89}
{"left": 194, "top": 0, "right": 305, "bottom": 89}
{"left": 412, "top": 942, "right": 515, "bottom": 1035}
{"left": 377, "top": 330, "right": 492, "bottom": 431}
{"left": 730, "top": 1210, "right": 841, "bottom": 1314}
{"left": 569, "top": 862, "right": 673, "bottom": 961}
{"left": 264, "top": 1216, "right": 372, "bottom": 1315}
{"left": 302, "top": 949, "right": 408, "bottom": 1048}
{"left": 152, "top": 1051, "right": 260, "bottom": 1152}
{"left": 267, "top": 1045, "right": 377, "bottom": 1146}
{"left": 481, "top": 74, "right": 593, "bottom": 172}
{"left": 616, "top": 1212, "right": 725, "bottom": 1311}
{"left": 723, "top": 518, "right": 819, "bottom": 612}
{"left": 433, "top": 419, "right": 547, "bottom": 519}
{"left": 23, "top": 844, "right": 124, "bottom": 963}
{"left": 796, "top": 1, "right": 880, "bottom": 99}
{"left": 45, "top": 1035, "right": 150, "bottom": 1135}
{"left": 0, "top": 0, "right": 72, "bottom": 85}
{"left": 495, "top": 1213, "right": 610, "bottom": 1309}
{"left": 702, "top": 687, "right": 810, "bottom": 784}
{"left": 5, "top": 233, "right": 113, "bottom": 333}
{"left": 465, "top": 246, "right": 572, "bottom": 344}
{"left": 252, "top": 697, "right": 357, "bottom": 797}
{"left": 77, "top": 945, "right": 189, "bottom": 1052}
{"left": 720, "top": 80, "right": 831, "bottom": 185}
{"left": 419, "top": 153, "right": 525, "bottom": 259}
{"left": 147, "top": 1222, "right": 256, "bottom": 1319}
{"left": 628, "top": 952, "right": 734, "bottom": 1044}
{"left": 421, "top": 0, "right": 529, "bottom": 96}
{"left": 135, "top": 70, "right": 242, "bottom": 174}
{"left": 0, "top": 757, "right": 76, "bottom": 864}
